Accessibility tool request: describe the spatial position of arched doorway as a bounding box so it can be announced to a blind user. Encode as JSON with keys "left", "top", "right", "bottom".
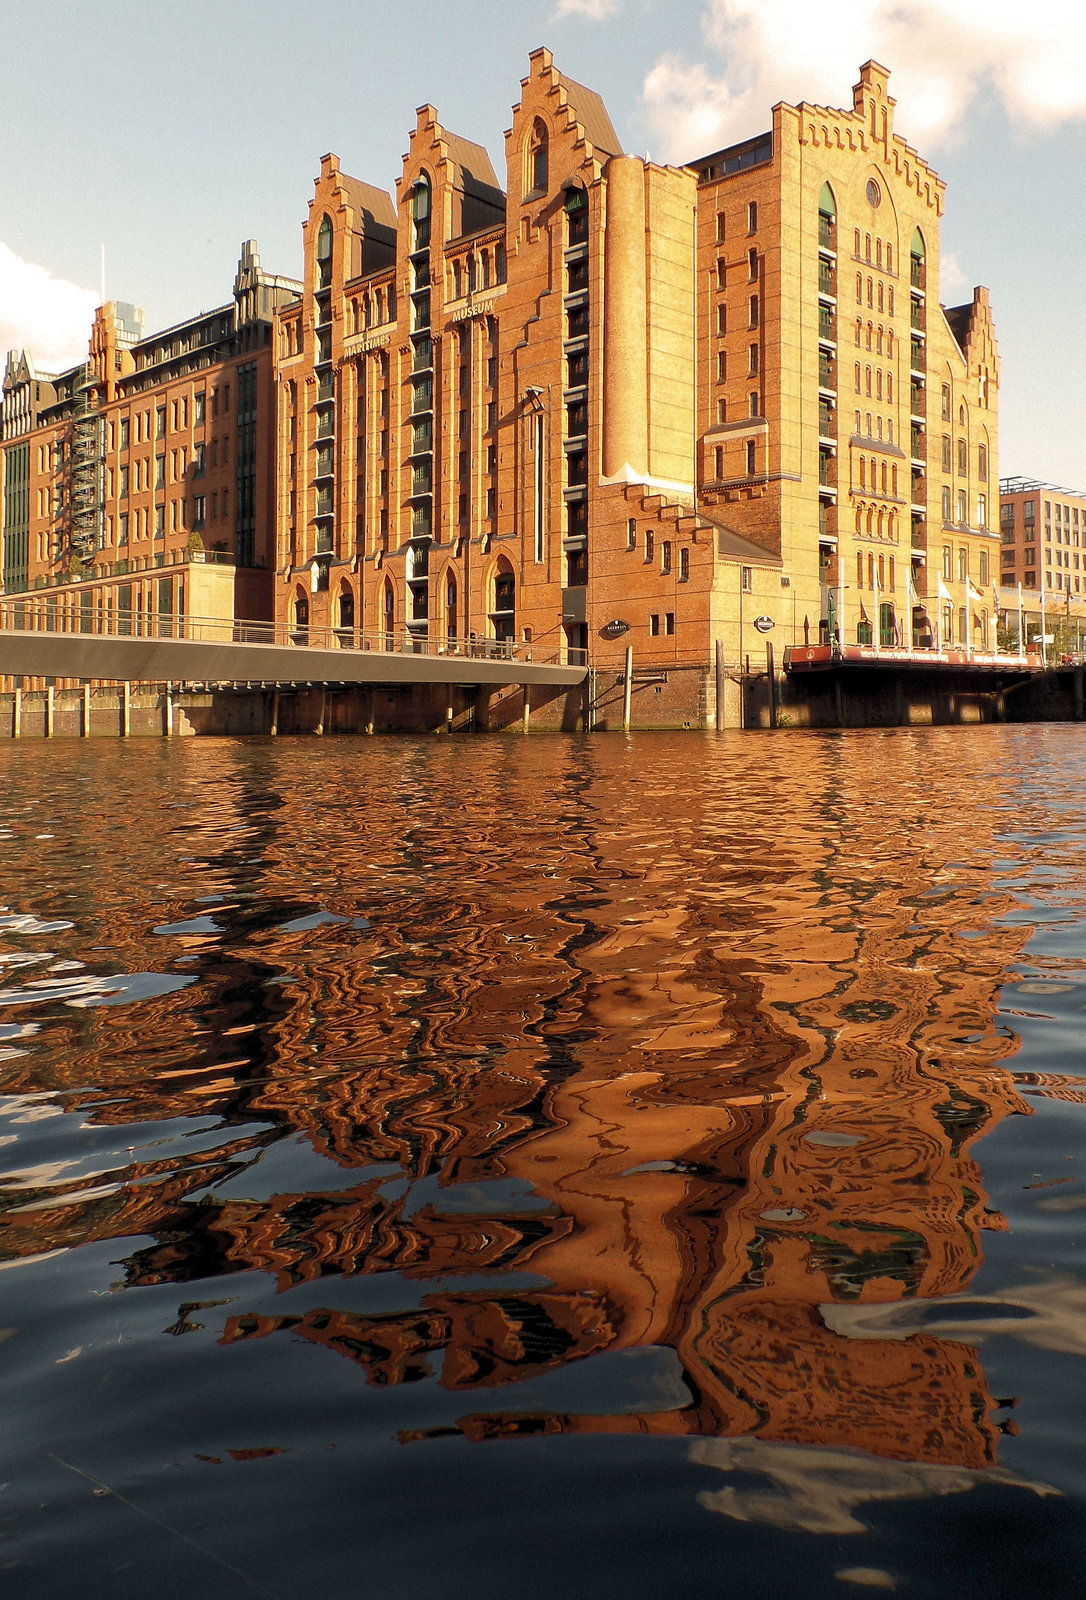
{"left": 292, "top": 586, "right": 309, "bottom": 644}
{"left": 444, "top": 571, "right": 458, "bottom": 643}
{"left": 491, "top": 557, "right": 515, "bottom": 645}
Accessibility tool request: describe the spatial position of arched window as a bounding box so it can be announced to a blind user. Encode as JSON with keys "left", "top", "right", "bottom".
{"left": 445, "top": 570, "right": 458, "bottom": 641}
{"left": 818, "top": 183, "right": 836, "bottom": 249}
{"left": 383, "top": 578, "right": 395, "bottom": 645}
{"left": 910, "top": 227, "right": 926, "bottom": 289}
{"left": 565, "top": 186, "right": 588, "bottom": 245}
{"left": 293, "top": 587, "right": 309, "bottom": 638}
{"left": 412, "top": 174, "right": 431, "bottom": 251}
{"left": 527, "top": 119, "right": 548, "bottom": 196}
{"left": 316, "top": 214, "right": 333, "bottom": 288}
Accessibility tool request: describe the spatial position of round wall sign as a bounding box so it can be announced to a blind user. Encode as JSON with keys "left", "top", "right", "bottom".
{"left": 753, "top": 615, "right": 775, "bottom": 633}
{"left": 600, "top": 619, "right": 630, "bottom": 638}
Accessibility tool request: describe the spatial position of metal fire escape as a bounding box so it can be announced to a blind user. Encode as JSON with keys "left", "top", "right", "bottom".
{"left": 66, "top": 366, "right": 103, "bottom": 571}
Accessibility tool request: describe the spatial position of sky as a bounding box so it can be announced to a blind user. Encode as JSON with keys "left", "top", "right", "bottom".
{"left": 2, "top": 0, "right": 1084, "bottom": 485}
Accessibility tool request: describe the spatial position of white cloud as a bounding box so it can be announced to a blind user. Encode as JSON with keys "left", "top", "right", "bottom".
{"left": 554, "top": 0, "right": 619, "bottom": 19}
{"left": 0, "top": 243, "right": 95, "bottom": 375}
{"left": 643, "top": 0, "right": 1086, "bottom": 162}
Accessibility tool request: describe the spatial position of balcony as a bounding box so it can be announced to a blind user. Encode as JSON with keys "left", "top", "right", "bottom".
{"left": 910, "top": 426, "right": 926, "bottom": 462}
{"left": 910, "top": 339, "right": 925, "bottom": 374}
{"left": 817, "top": 305, "right": 836, "bottom": 343}
{"left": 818, "top": 354, "right": 836, "bottom": 392}
{"left": 911, "top": 518, "right": 927, "bottom": 554}
{"left": 817, "top": 259, "right": 836, "bottom": 297}
{"left": 910, "top": 382, "right": 925, "bottom": 418}
{"left": 910, "top": 299, "right": 925, "bottom": 332}
{"left": 818, "top": 501, "right": 838, "bottom": 538}
{"left": 910, "top": 473, "right": 926, "bottom": 506}
{"left": 818, "top": 449, "right": 837, "bottom": 490}
{"left": 818, "top": 400, "right": 835, "bottom": 440}
{"left": 315, "top": 488, "right": 334, "bottom": 517}
{"left": 910, "top": 257, "right": 925, "bottom": 290}
{"left": 818, "top": 215, "right": 835, "bottom": 251}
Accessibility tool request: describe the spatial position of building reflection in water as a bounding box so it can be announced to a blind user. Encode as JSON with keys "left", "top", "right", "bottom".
{"left": 0, "top": 735, "right": 1037, "bottom": 1476}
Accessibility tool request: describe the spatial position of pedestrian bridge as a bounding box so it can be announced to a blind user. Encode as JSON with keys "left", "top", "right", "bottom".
{"left": 0, "top": 600, "right": 587, "bottom": 690}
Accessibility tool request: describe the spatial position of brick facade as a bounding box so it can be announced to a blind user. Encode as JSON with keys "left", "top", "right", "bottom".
{"left": 3, "top": 52, "right": 1003, "bottom": 719}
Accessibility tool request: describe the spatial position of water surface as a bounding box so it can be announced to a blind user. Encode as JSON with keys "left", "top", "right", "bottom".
{"left": 1, "top": 728, "right": 1085, "bottom": 1598}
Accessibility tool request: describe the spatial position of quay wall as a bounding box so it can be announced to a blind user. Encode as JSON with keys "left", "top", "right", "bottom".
{"left": 0, "top": 664, "right": 1079, "bottom": 737}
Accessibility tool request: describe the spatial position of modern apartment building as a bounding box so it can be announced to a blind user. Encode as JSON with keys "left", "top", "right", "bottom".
{"left": 1000, "top": 477, "right": 1086, "bottom": 599}
{"left": 3, "top": 50, "right": 1004, "bottom": 716}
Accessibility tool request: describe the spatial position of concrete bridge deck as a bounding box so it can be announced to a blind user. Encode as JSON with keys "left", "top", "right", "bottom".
{"left": 0, "top": 611, "right": 587, "bottom": 690}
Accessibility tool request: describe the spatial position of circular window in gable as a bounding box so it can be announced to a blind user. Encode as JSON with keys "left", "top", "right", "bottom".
{"left": 866, "top": 179, "right": 881, "bottom": 208}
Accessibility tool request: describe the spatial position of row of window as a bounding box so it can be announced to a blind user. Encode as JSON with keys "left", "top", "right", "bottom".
{"left": 855, "top": 275, "right": 896, "bottom": 315}
{"left": 1003, "top": 498, "right": 1085, "bottom": 530}
{"left": 854, "top": 364, "right": 894, "bottom": 402}
{"left": 853, "top": 505, "right": 899, "bottom": 539}
{"left": 709, "top": 440, "right": 761, "bottom": 479}
{"left": 713, "top": 296, "right": 760, "bottom": 334}
{"left": 856, "top": 457, "right": 899, "bottom": 496}
{"left": 853, "top": 410, "right": 895, "bottom": 444}
{"left": 623, "top": 521, "right": 692, "bottom": 579}
{"left": 713, "top": 201, "right": 758, "bottom": 243}
{"left": 852, "top": 232, "right": 899, "bottom": 273}
{"left": 937, "top": 437, "right": 988, "bottom": 478}
{"left": 940, "top": 545, "right": 991, "bottom": 584}
{"left": 939, "top": 486, "right": 988, "bottom": 527}
{"left": 856, "top": 552, "right": 898, "bottom": 589}
{"left": 852, "top": 320, "right": 895, "bottom": 356}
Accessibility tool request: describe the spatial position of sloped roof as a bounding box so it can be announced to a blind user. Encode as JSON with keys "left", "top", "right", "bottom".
{"left": 338, "top": 175, "right": 397, "bottom": 233}
{"left": 442, "top": 132, "right": 502, "bottom": 193}
{"left": 562, "top": 76, "right": 622, "bottom": 158}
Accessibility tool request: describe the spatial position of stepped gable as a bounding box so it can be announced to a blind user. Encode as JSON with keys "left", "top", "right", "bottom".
{"left": 510, "top": 46, "right": 623, "bottom": 178}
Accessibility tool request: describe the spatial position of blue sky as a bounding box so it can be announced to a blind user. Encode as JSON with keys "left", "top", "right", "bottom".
{"left": 2, "top": 0, "right": 1084, "bottom": 486}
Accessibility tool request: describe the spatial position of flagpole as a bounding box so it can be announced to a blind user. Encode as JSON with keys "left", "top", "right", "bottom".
{"left": 992, "top": 583, "right": 1000, "bottom": 660}
{"left": 838, "top": 564, "right": 845, "bottom": 656}
{"left": 1018, "top": 582, "right": 1025, "bottom": 663}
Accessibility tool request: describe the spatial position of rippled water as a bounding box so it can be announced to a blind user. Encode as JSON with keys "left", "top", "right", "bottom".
{"left": 1, "top": 728, "right": 1085, "bottom": 1598}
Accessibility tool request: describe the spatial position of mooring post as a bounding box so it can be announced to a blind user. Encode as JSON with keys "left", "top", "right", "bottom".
{"left": 269, "top": 688, "right": 280, "bottom": 736}
{"left": 164, "top": 683, "right": 173, "bottom": 738}
{"left": 521, "top": 684, "right": 530, "bottom": 734}
{"left": 12, "top": 688, "right": 21, "bottom": 740}
{"left": 715, "top": 638, "right": 726, "bottom": 732}
{"left": 766, "top": 641, "right": 777, "bottom": 729}
{"left": 121, "top": 681, "right": 130, "bottom": 738}
{"left": 623, "top": 644, "right": 633, "bottom": 732}
{"left": 315, "top": 688, "right": 327, "bottom": 736}
{"left": 45, "top": 685, "right": 54, "bottom": 739}
{"left": 82, "top": 682, "right": 91, "bottom": 738}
